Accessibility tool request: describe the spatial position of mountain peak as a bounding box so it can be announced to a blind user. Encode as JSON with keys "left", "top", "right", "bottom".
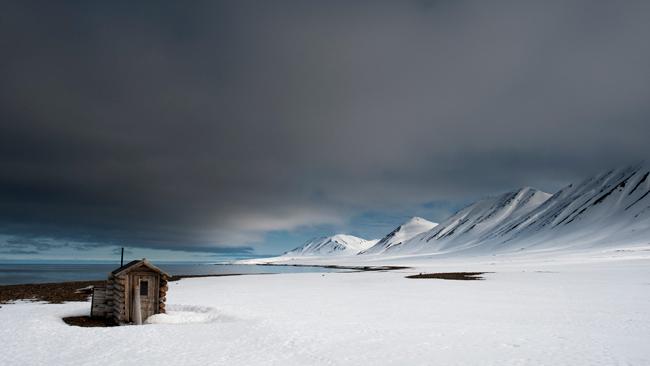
{"left": 376, "top": 166, "right": 650, "bottom": 256}
{"left": 404, "top": 216, "right": 429, "bottom": 224}
{"left": 376, "top": 187, "right": 552, "bottom": 255}
{"left": 359, "top": 217, "right": 438, "bottom": 255}
{"left": 516, "top": 186, "right": 534, "bottom": 193}
{"left": 283, "top": 234, "right": 376, "bottom": 257}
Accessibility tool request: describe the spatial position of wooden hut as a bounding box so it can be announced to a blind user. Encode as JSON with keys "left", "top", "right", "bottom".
{"left": 91, "top": 259, "right": 170, "bottom": 325}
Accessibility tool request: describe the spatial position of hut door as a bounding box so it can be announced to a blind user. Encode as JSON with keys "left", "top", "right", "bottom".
{"left": 134, "top": 274, "right": 157, "bottom": 321}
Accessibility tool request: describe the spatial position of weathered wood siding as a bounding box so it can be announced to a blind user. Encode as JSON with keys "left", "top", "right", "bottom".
{"left": 94, "top": 260, "right": 170, "bottom": 325}
{"left": 159, "top": 277, "right": 168, "bottom": 314}
{"left": 90, "top": 286, "right": 108, "bottom": 317}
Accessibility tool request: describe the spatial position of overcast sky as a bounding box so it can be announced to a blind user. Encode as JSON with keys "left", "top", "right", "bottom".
{"left": 1, "top": 0, "right": 649, "bottom": 260}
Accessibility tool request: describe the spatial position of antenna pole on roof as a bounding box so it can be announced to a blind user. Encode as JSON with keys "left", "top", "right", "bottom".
{"left": 120, "top": 247, "right": 124, "bottom": 267}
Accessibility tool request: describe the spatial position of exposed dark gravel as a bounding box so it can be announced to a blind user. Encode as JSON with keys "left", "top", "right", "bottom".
{"left": 167, "top": 273, "right": 246, "bottom": 282}
{"left": 0, "top": 280, "right": 105, "bottom": 304}
{"left": 0, "top": 274, "right": 247, "bottom": 304}
{"left": 62, "top": 316, "right": 116, "bottom": 327}
{"left": 257, "top": 263, "right": 410, "bottom": 271}
{"left": 406, "top": 272, "right": 490, "bottom": 280}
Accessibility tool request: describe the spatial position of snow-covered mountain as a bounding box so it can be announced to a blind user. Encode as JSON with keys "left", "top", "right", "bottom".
{"left": 282, "top": 234, "right": 378, "bottom": 256}
{"left": 382, "top": 187, "right": 552, "bottom": 254}
{"left": 250, "top": 164, "right": 650, "bottom": 263}
{"left": 478, "top": 164, "right": 650, "bottom": 252}
{"left": 359, "top": 217, "right": 438, "bottom": 255}
{"left": 387, "top": 164, "right": 650, "bottom": 256}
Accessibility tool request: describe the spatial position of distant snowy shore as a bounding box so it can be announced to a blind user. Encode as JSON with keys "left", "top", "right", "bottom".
{"left": 236, "top": 243, "right": 650, "bottom": 268}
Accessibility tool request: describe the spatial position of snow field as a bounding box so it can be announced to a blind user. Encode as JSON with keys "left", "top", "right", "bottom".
{"left": 1, "top": 255, "right": 649, "bottom": 366}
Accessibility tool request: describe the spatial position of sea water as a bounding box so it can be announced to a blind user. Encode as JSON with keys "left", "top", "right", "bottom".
{"left": 0, "top": 261, "right": 343, "bottom": 285}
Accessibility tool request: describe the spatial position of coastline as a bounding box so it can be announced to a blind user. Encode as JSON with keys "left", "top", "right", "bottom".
{"left": 0, "top": 273, "right": 248, "bottom": 304}
{"left": 252, "top": 263, "right": 410, "bottom": 271}
{"left": 0, "top": 264, "right": 410, "bottom": 304}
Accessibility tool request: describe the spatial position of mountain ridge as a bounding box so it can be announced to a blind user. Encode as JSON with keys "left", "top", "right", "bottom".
{"left": 283, "top": 234, "right": 378, "bottom": 257}
{"left": 359, "top": 217, "right": 438, "bottom": 255}
{"left": 266, "top": 164, "right": 650, "bottom": 261}
{"left": 382, "top": 187, "right": 552, "bottom": 254}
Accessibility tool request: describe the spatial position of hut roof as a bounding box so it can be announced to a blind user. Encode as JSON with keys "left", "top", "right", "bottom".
{"left": 111, "top": 259, "right": 170, "bottom": 278}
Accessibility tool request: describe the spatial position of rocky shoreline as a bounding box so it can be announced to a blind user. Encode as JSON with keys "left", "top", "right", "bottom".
{"left": 0, "top": 273, "right": 248, "bottom": 304}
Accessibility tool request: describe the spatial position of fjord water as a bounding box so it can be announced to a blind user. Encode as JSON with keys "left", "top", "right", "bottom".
{"left": 0, "top": 262, "right": 343, "bottom": 285}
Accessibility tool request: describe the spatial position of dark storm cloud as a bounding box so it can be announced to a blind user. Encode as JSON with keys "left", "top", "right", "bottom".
{"left": 1, "top": 0, "right": 650, "bottom": 252}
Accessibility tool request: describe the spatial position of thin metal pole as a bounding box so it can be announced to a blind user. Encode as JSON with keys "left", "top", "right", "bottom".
{"left": 120, "top": 247, "right": 124, "bottom": 267}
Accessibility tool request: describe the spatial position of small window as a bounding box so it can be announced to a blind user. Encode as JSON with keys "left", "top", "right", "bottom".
{"left": 140, "top": 280, "right": 148, "bottom": 296}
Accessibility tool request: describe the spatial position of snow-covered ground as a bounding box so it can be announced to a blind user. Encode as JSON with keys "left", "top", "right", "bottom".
{"left": 2, "top": 250, "right": 650, "bottom": 366}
